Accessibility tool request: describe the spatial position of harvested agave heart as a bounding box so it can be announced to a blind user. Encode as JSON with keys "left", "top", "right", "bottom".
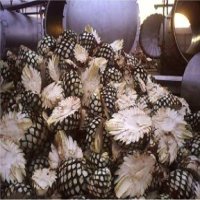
{"left": 81, "top": 57, "right": 107, "bottom": 106}
{"left": 179, "top": 155, "right": 200, "bottom": 176}
{"left": 20, "top": 114, "right": 49, "bottom": 159}
{"left": 161, "top": 168, "right": 200, "bottom": 199}
{"left": 0, "top": 91, "right": 20, "bottom": 114}
{"left": 2, "top": 182, "right": 36, "bottom": 199}
{"left": 85, "top": 116, "right": 103, "bottom": 150}
{"left": 87, "top": 89, "right": 103, "bottom": 117}
{"left": 146, "top": 76, "right": 169, "bottom": 104}
{"left": 0, "top": 60, "right": 13, "bottom": 83}
{"left": 101, "top": 62, "right": 123, "bottom": 86}
{"left": 54, "top": 36, "right": 76, "bottom": 61}
{"left": 105, "top": 107, "right": 152, "bottom": 149}
{"left": 124, "top": 51, "right": 141, "bottom": 68}
{"left": 61, "top": 69, "right": 83, "bottom": 98}
{"left": 37, "top": 35, "right": 56, "bottom": 57}
{"left": 185, "top": 111, "right": 200, "bottom": 131}
{"left": 57, "top": 158, "right": 89, "bottom": 197}
{"left": 95, "top": 39, "right": 123, "bottom": 62}
{"left": 57, "top": 29, "right": 78, "bottom": 43}
{"left": 152, "top": 93, "right": 182, "bottom": 114}
{"left": 27, "top": 155, "right": 50, "bottom": 177}
{"left": 47, "top": 96, "right": 81, "bottom": 132}
{"left": 78, "top": 31, "right": 97, "bottom": 54}
{"left": 95, "top": 43, "right": 115, "bottom": 61}
{"left": 17, "top": 45, "right": 43, "bottom": 70}
{"left": 4, "top": 51, "right": 20, "bottom": 86}
{"left": 132, "top": 65, "right": 148, "bottom": 93}
{"left": 87, "top": 167, "right": 112, "bottom": 198}
{"left": 101, "top": 85, "right": 117, "bottom": 118}
{"left": 21, "top": 65, "right": 43, "bottom": 120}
{"left": 85, "top": 151, "right": 110, "bottom": 170}
{"left": 186, "top": 134, "right": 200, "bottom": 158}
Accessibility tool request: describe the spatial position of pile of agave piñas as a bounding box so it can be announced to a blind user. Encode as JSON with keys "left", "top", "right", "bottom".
{"left": 0, "top": 25, "right": 200, "bottom": 199}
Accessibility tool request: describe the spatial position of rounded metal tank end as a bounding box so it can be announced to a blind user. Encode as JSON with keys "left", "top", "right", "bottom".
{"left": 45, "top": 0, "right": 139, "bottom": 53}
{"left": 181, "top": 52, "right": 200, "bottom": 111}
{"left": 139, "top": 14, "right": 164, "bottom": 59}
{"left": 0, "top": 9, "right": 43, "bottom": 58}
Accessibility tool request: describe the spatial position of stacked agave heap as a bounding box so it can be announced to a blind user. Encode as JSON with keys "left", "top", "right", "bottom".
{"left": 0, "top": 25, "right": 200, "bottom": 199}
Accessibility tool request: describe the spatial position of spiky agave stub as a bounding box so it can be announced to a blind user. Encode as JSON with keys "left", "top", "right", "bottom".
{"left": 47, "top": 96, "right": 81, "bottom": 125}
{"left": 152, "top": 108, "right": 193, "bottom": 147}
{"left": 54, "top": 131, "right": 83, "bottom": 161}
{"left": 81, "top": 57, "right": 107, "bottom": 105}
{"left": 152, "top": 108, "right": 193, "bottom": 164}
{"left": 48, "top": 144, "right": 60, "bottom": 170}
{"left": 47, "top": 55, "right": 60, "bottom": 82}
{"left": 41, "top": 82, "right": 64, "bottom": 109}
{"left": 32, "top": 168, "right": 57, "bottom": 196}
{"left": 0, "top": 111, "right": 32, "bottom": 142}
{"left": 115, "top": 89, "right": 137, "bottom": 111}
{"left": 21, "top": 65, "right": 42, "bottom": 94}
{"left": 115, "top": 152, "right": 156, "bottom": 198}
{"left": 0, "top": 137, "right": 26, "bottom": 183}
{"left": 105, "top": 107, "right": 152, "bottom": 145}
{"left": 84, "top": 25, "right": 101, "bottom": 44}
{"left": 74, "top": 44, "right": 89, "bottom": 63}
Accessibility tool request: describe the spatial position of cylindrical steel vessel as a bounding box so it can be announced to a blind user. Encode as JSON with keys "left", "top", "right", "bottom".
{"left": 45, "top": 0, "right": 139, "bottom": 52}
{"left": 181, "top": 52, "right": 200, "bottom": 111}
{"left": 140, "top": 0, "right": 200, "bottom": 75}
{"left": 0, "top": 9, "right": 43, "bottom": 58}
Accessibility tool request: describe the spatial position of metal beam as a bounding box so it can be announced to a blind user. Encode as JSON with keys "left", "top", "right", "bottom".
{"left": 24, "top": 10, "right": 45, "bottom": 15}
{"left": 154, "top": 4, "right": 173, "bottom": 9}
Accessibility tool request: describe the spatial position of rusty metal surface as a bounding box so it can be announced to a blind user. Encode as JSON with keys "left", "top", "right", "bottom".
{"left": 181, "top": 52, "right": 200, "bottom": 111}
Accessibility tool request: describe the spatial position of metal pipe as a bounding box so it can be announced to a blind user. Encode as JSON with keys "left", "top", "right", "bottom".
{"left": 23, "top": 10, "right": 45, "bottom": 15}
{"left": 6, "top": 0, "right": 47, "bottom": 11}
{"left": 154, "top": 4, "right": 173, "bottom": 9}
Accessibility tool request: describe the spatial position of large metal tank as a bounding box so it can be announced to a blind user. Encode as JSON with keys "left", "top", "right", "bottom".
{"left": 139, "top": 0, "right": 200, "bottom": 75}
{"left": 45, "top": 0, "right": 139, "bottom": 52}
{"left": 181, "top": 52, "right": 200, "bottom": 111}
{"left": 0, "top": 8, "right": 43, "bottom": 58}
